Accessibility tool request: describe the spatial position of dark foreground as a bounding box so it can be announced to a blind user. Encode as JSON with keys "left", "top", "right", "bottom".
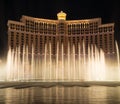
{"left": 0, "top": 81, "right": 120, "bottom": 89}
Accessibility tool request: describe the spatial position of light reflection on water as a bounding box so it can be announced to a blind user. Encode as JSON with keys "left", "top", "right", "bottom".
{"left": 0, "top": 86, "right": 120, "bottom": 104}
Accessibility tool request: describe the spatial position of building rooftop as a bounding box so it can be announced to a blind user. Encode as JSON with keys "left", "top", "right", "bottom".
{"left": 57, "top": 11, "right": 67, "bottom": 20}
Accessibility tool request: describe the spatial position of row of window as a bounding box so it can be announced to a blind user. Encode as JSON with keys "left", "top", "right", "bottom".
{"left": 9, "top": 21, "right": 113, "bottom": 35}
{"left": 10, "top": 32, "right": 113, "bottom": 42}
{"left": 68, "top": 22, "right": 98, "bottom": 29}
{"left": 9, "top": 32, "right": 114, "bottom": 53}
{"left": 10, "top": 24, "right": 25, "bottom": 31}
{"left": 99, "top": 26, "right": 113, "bottom": 32}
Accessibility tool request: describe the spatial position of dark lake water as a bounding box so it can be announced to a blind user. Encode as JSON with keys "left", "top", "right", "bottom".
{"left": 0, "top": 86, "right": 120, "bottom": 104}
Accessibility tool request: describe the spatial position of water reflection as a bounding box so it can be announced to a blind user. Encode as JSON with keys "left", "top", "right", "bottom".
{"left": 0, "top": 86, "right": 120, "bottom": 104}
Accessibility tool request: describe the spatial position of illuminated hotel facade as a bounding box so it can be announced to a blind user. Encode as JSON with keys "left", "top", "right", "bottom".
{"left": 7, "top": 11, "right": 115, "bottom": 55}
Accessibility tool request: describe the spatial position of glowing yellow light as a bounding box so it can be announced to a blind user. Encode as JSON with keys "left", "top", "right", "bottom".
{"left": 57, "top": 11, "right": 67, "bottom": 20}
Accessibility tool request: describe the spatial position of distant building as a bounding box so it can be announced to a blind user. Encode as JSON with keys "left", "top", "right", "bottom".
{"left": 7, "top": 11, "right": 115, "bottom": 55}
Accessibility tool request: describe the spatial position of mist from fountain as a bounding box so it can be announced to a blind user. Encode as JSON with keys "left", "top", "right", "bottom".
{"left": 3, "top": 41, "right": 120, "bottom": 82}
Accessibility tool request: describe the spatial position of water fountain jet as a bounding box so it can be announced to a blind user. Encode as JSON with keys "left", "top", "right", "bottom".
{"left": 1, "top": 41, "right": 119, "bottom": 82}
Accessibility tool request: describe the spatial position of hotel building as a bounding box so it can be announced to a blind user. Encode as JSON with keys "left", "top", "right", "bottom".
{"left": 7, "top": 11, "right": 115, "bottom": 55}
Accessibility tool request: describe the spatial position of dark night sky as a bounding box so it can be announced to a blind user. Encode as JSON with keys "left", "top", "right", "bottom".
{"left": 0, "top": 0, "right": 120, "bottom": 57}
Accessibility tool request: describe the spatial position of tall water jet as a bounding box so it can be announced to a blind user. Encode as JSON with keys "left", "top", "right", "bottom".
{"left": 115, "top": 41, "right": 120, "bottom": 80}
{"left": 5, "top": 41, "right": 120, "bottom": 82}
